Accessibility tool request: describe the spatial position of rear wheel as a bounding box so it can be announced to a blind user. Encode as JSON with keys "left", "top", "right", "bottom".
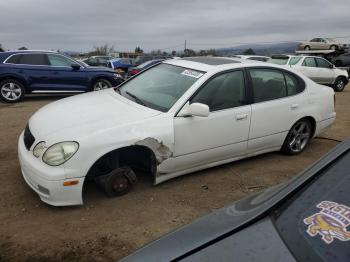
{"left": 281, "top": 119, "right": 312, "bottom": 155}
{"left": 92, "top": 79, "right": 112, "bottom": 91}
{"left": 0, "top": 79, "right": 25, "bottom": 103}
{"left": 330, "top": 45, "right": 337, "bottom": 50}
{"left": 333, "top": 77, "right": 346, "bottom": 92}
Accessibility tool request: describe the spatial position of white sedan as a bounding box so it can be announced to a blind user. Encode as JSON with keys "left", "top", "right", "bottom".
{"left": 18, "top": 57, "right": 336, "bottom": 206}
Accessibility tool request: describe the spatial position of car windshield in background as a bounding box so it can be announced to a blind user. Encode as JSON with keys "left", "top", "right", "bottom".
{"left": 272, "top": 151, "right": 350, "bottom": 261}
{"left": 288, "top": 57, "right": 302, "bottom": 65}
{"left": 268, "top": 57, "right": 289, "bottom": 65}
{"left": 118, "top": 64, "right": 204, "bottom": 112}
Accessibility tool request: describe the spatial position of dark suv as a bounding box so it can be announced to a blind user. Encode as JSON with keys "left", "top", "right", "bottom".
{"left": 0, "top": 51, "right": 124, "bottom": 103}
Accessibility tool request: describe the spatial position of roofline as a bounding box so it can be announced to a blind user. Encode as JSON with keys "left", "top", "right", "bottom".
{"left": 5, "top": 50, "right": 58, "bottom": 53}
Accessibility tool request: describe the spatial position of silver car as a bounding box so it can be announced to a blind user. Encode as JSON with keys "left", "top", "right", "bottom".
{"left": 299, "top": 38, "right": 347, "bottom": 51}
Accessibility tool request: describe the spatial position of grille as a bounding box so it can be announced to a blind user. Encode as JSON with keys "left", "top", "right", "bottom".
{"left": 23, "top": 125, "right": 35, "bottom": 150}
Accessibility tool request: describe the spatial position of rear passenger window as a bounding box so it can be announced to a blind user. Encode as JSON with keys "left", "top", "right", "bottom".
{"left": 288, "top": 57, "right": 302, "bottom": 65}
{"left": 191, "top": 71, "right": 245, "bottom": 111}
{"left": 5, "top": 54, "right": 21, "bottom": 64}
{"left": 18, "top": 54, "right": 48, "bottom": 65}
{"left": 285, "top": 74, "right": 300, "bottom": 96}
{"left": 249, "top": 69, "right": 287, "bottom": 103}
{"left": 302, "top": 58, "right": 316, "bottom": 67}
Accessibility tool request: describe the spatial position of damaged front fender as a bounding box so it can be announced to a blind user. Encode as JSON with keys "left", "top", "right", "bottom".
{"left": 135, "top": 137, "right": 172, "bottom": 165}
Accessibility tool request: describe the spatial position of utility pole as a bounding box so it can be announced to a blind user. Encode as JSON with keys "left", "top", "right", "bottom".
{"left": 184, "top": 40, "right": 187, "bottom": 51}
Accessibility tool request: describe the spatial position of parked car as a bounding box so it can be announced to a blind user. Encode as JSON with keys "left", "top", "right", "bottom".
{"left": 128, "top": 59, "right": 164, "bottom": 77}
{"left": 299, "top": 38, "right": 347, "bottom": 51}
{"left": 268, "top": 55, "right": 349, "bottom": 92}
{"left": 134, "top": 55, "right": 169, "bottom": 66}
{"left": 231, "top": 55, "right": 270, "bottom": 62}
{"left": 107, "top": 58, "right": 135, "bottom": 74}
{"left": 0, "top": 50, "right": 124, "bottom": 103}
{"left": 121, "top": 139, "right": 350, "bottom": 262}
{"left": 81, "top": 56, "right": 113, "bottom": 67}
{"left": 332, "top": 52, "right": 350, "bottom": 67}
{"left": 18, "top": 57, "right": 336, "bottom": 206}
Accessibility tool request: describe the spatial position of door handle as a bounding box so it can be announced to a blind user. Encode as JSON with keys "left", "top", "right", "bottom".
{"left": 236, "top": 113, "right": 248, "bottom": 120}
{"left": 291, "top": 104, "right": 299, "bottom": 110}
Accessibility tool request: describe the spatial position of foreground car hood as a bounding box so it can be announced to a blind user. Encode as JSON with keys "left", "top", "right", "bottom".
{"left": 29, "top": 89, "right": 161, "bottom": 139}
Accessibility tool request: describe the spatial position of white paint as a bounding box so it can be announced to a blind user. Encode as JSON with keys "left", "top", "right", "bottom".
{"left": 18, "top": 59, "right": 336, "bottom": 206}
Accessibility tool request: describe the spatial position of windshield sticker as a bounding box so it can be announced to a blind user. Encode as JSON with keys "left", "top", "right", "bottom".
{"left": 181, "top": 70, "right": 203, "bottom": 79}
{"left": 303, "top": 201, "right": 350, "bottom": 244}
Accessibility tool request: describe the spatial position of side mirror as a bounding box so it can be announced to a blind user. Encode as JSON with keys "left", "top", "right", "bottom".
{"left": 178, "top": 102, "right": 210, "bottom": 117}
{"left": 71, "top": 63, "right": 81, "bottom": 70}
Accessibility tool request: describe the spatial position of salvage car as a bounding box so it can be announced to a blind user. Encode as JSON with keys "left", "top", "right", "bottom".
{"left": 18, "top": 57, "right": 336, "bottom": 206}
{"left": 268, "top": 55, "right": 349, "bottom": 92}
{"left": 121, "top": 139, "right": 350, "bottom": 262}
{"left": 299, "top": 38, "right": 347, "bottom": 51}
{"left": 232, "top": 55, "right": 270, "bottom": 62}
{"left": 332, "top": 52, "right": 350, "bottom": 67}
{"left": 128, "top": 59, "right": 164, "bottom": 77}
{"left": 0, "top": 50, "right": 124, "bottom": 103}
{"left": 81, "top": 55, "right": 113, "bottom": 67}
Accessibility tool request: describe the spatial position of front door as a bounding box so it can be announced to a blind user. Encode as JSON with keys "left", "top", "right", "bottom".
{"left": 173, "top": 70, "right": 251, "bottom": 171}
{"left": 46, "top": 54, "right": 88, "bottom": 91}
{"left": 315, "top": 57, "right": 336, "bottom": 84}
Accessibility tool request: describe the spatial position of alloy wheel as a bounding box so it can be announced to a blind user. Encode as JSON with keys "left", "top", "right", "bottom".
{"left": 93, "top": 80, "right": 111, "bottom": 91}
{"left": 1, "top": 82, "right": 22, "bottom": 101}
{"left": 288, "top": 121, "right": 311, "bottom": 153}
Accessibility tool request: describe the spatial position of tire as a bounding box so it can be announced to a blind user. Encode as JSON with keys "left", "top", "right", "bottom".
{"left": 304, "top": 45, "right": 311, "bottom": 51}
{"left": 281, "top": 119, "right": 312, "bottom": 155}
{"left": 0, "top": 79, "right": 25, "bottom": 103}
{"left": 330, "top": 45, "right": 337, "bottom": 51}
{"left": 333, "top": 77, "right": 346, "bottom": 92}
{"left": 92, "top": 79, "right": 112, "bottom": 91}
{"left": 103, "top": 167, "right": 136, "bottom": 197}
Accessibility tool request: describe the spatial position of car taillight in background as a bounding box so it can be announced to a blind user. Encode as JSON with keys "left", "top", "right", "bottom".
{"left": 130, "top": 69, "right": 140, "bottom": 76}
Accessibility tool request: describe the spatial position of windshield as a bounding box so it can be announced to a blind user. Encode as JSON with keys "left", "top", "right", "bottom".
{"left": 118, "top": 63, "right": 205, "bottom": 112}
{"left": 272, "top": 150, "right": 350, "bottom": 261}
{"left": 267, "top": 57, "right": 289, "bottom": 65}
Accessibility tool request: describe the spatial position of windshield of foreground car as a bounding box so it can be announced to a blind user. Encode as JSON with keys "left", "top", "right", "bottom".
{"left": 118, "top": 63, "right": 205, "bottom": 112}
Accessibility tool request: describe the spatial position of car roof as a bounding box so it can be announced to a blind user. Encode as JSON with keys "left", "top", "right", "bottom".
{"left": 164, "top": 56, "right": 259, "bottom": 72}
{"left": 2, "top": 50, "right": 58, "bottom": 55}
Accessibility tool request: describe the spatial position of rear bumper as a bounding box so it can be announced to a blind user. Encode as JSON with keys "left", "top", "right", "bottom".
{"left": 315, "top": 114, "right": 336, "bottom": 137}
{"left": 18, "top": 132, "right": 84, "bottom": 206}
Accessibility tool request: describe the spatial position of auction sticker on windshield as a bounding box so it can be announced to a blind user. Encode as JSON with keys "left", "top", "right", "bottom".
{"left": 303, "top": 201, "right": 350, "bottom": 244}
{"left": 181, "top": 69, "right": 203, "bottom": 79}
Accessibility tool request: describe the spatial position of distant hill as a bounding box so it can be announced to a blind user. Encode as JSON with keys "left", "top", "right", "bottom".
{"left": 216, "top": 42, "right": 300, "bottom": 56}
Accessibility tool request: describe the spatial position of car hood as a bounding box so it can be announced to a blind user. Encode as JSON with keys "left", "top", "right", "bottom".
{"left": 29, "top": 89, "right": 161, "bottom": 140}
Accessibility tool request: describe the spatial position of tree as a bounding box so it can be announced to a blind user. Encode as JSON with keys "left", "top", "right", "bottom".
{"left": 0, "top": 44, "right": 4, "bottom": 52}
{"left": 243, "top": 48, "right": 256, "bottom": 55}
{"left": 183, "top": 48, "right": 196, "bottom": 57}
{"left": 18, "top": 46, "right": 28, "bottom": 50}
{"left": 171, "top": 50, "right": 177, "bottom": 56}
{"left": 135, "top": 46, "right": 143, "bottom": 53}
{"left": 91, "top": 43, "right": 115, "bottom": 56}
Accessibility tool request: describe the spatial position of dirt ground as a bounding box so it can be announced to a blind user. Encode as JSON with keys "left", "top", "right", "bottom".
{"left": 0, "top": 86, "right": 349, "bottom": 262}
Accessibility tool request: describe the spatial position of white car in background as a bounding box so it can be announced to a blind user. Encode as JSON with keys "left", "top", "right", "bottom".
{"left": 231, "top": 55, "right": 270, "bottom": 62}
{"left": 18, "top": 57, "right": 336, "bottom": 206}
{"left": 268, "top": 55, "right": 349, "bottom": 92}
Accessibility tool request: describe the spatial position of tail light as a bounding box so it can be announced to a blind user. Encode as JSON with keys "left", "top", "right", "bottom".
{"left": 130, "top": 69, "right": 139, "bottom": 76}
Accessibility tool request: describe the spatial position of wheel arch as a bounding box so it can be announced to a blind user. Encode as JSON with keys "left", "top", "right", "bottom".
{"left": 289, "top": 116, "right": 317, "bottom": 138}
{"left": 0, "top": 74, "right": 29, "bottom": 93}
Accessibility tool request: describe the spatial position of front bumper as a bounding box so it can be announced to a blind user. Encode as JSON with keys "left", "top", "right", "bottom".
{"left": 18, "top": 132, "right": 84, "bottom": 206}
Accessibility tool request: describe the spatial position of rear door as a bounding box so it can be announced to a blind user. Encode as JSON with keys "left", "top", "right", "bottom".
{"left": 247, "top": 68, "right": 306, "bottom": 151}
{"left": 11, "top": 53, "right": 52, "bottom": 91}
{"left": 315, "top": 57, "right": 336, "bottom": 84}
{"left": 299, "top": 57, "right": 321, "bottom": 82}
{"left": 46, "top": 53, "right": 88, "bottom": 92}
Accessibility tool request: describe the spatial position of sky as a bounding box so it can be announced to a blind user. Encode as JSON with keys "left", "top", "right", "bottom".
{"left": 0, "top": 0, "right": 349, "bottom": 52}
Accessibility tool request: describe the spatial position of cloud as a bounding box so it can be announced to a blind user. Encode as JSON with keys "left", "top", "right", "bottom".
{"left": 0, "top": 0, "right": 349, "bottom": 52}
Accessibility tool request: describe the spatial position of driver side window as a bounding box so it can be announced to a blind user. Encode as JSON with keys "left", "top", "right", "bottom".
{"left": 191, "top": 71, "right": 245, "bottom": 112}
{"left": 47, "top": 54, "right": 73, "bottom": 67}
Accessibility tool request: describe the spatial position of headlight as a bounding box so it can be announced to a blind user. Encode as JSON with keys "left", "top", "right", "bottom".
{"left": 33, "top": 141, "right": 46, "bottom": 158}
{"left": 42, "top": 142, "right": 79, "bottom": 166}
